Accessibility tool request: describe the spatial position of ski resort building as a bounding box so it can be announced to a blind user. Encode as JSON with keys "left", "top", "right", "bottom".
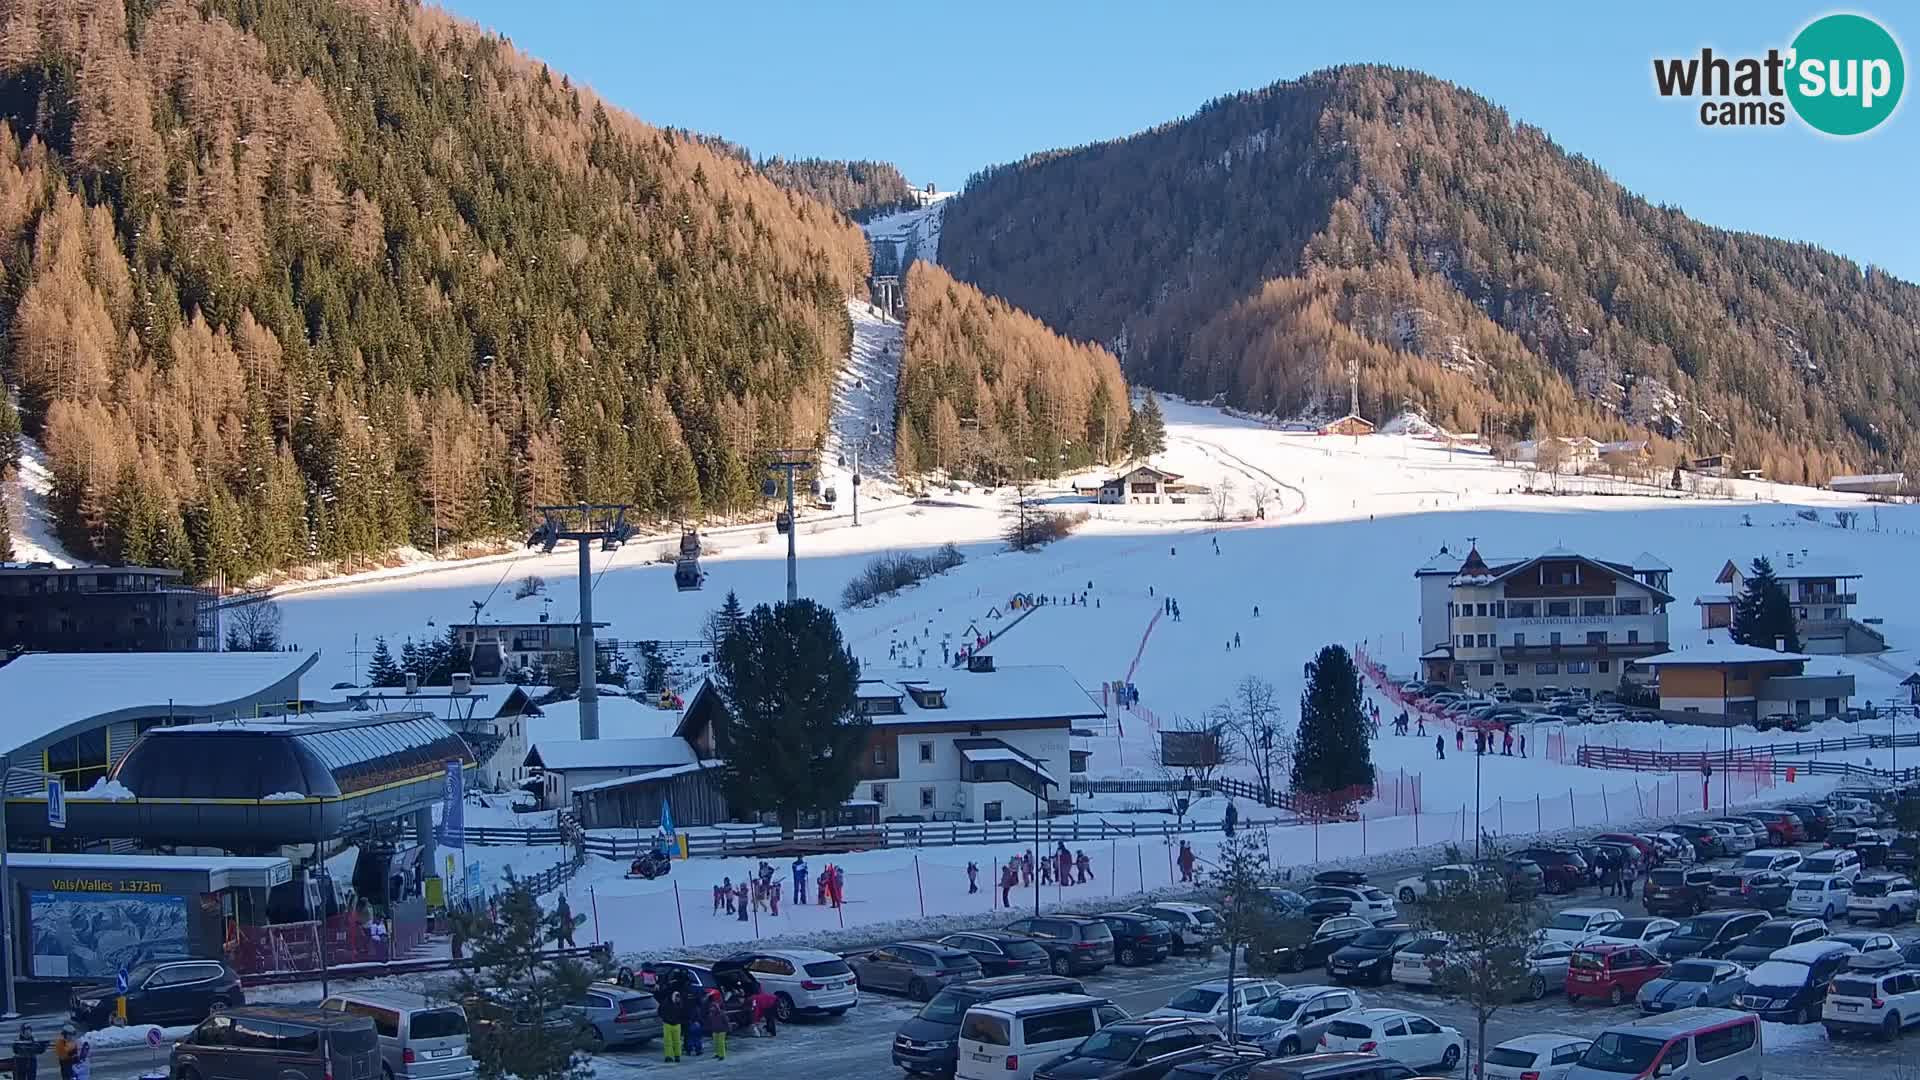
{"left": 1415, "top": 545, "right": 1673, "bottom": 695}
{"left": 1695, "top": 555, "right": 1886, "bottom": 654}
{"left": 1827, "top": 472, "right": 1906, "bottom": 495}
{"left": 348, "top": 681, "right": 539, "bottom": 789}
{"left": 1, "top": 564, "right": 217, "bottom": 653}
{"left": 1636, "top": 643, "right": 1855, "bottom": 722}
{"left": 524, "top": 736, "right": 702, "bottom": 805}
{"left": 1095, "top": 465, "right": 1183, "bottom": 504}
{"left": 452, "top": 619, "right": 609, "bottom": 684}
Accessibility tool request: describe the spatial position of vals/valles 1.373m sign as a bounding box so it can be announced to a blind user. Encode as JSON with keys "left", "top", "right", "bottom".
{"left": 1653, "top": 12, "right": 1905, "bottom": 135}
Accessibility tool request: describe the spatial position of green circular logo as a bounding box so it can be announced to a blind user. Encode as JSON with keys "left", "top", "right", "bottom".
{"left": 1787, "top": 13, "right": 1905, "bottom": 135}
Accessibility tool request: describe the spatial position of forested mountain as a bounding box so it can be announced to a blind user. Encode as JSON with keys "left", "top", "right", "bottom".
{"left": 755, "top": 158, "right": 920, "bottom": 222}
{"left": 895, "top": 261, "right": 1129, "bottom": 481}
{"left": 0, "top": 0, "right": 868, "bottom": 584}
{"left": 941, "top": 65, "right": 1920, "bottom": 482}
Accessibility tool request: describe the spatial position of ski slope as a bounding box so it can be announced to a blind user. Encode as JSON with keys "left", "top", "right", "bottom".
{"left": 863, "top": 191, "right": 951, "bottom": 270}
{"left": 5, "top": 433, "right": 78, "bottom": 567}
{"left": 822, "top": 298, "right": 903, "bottom": 495}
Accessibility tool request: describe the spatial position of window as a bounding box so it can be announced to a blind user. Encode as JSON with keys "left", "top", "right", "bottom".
{"left": 1536, "top": 662, "right": 1559, "bottom": 675}
{"left": 1547, "top": 601, "right": 1573, "bottom": 617}
{"left": 920, "top": 787, "right": 936, "bottom": 808}
{"left": 1476, "top": 634, "right": 1491, "bottom": 648}
{"left": 1509, "top": 601, "right": 1537, "bottom": 618}
{"left": 1627, "top": 630, "right": 1640, "bottom": 644}
{"left": 1479, "top": 664, "right": 1495, "bottom": 677}
{"left": 1493, "top": 602, "right": 1505, "bottom": 618}
{"left": 1513, "top": 632, "right": 1526, "bottom": 647}
{"left": 1586, "top": 631, "right": 1607, "bottom": 645}
{"left": 1405, "top": 1017, "right": 1442, "bottom": 1036}
{"left": 747, "top": 957, "right": 795, "bottom": 976}
{"left": 1690, "top": 1020, "right": 1756, "bottom": 1064}
{"left": 1550, "top": 632, "right": 1562, "bottom": 645}
{"left": 1504, "top": 663, "right": 1519, "bottom": 676}
{"left": 1617, "top": 598, "right": 1643, "bottom": 615}
{"left": 1823, "top": 607, "right": 1838, "bottom": 620}
{"left": 872, "top": 744, "right": 886, "bottom": 764}
{"left": 1382, "top": 1019, "right": 1408, "bottom": 1037}
{"left": 1598, "top": 661, "right": 1611, "bottom": 674}
{"left": 1582, "top": 600, "right": 1609, "bottom": 616}
{"left": 919, "top": 742, "right": 934, "bottom": 763}
{"left": 871, "top": 783, "right": 887, "bottom": 802}
{"left": 1476, "top": 603, "right": 1489, "bottom": 617}
{"left": 960, "top": 1013, "right": 1011, "bottom": 1047}
{"left": 1566, "top": 661, "right": 1591, "bottom": 674}
{"left": 1022, "top": 1008, "right": 1097, "bottom": 1044}
{"left": 1460, "top": 634, "right": 1472, "bottom": 647}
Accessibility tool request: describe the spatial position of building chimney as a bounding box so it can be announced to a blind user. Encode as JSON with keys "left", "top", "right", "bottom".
{"left": 1775, "top": 637, "right": 1788, "bottom": 652}
{"left": 404, "top": 672, "right": 419, "bottom": 694}
{"left": 451, "top": 672, "right": 472, "bottom": 695}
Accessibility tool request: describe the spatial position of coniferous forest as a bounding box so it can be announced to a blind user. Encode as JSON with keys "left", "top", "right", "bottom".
{"left": 940, "top": 65, "right": 1920, "bottom": 483}
{"left": 894, "top": 260, "right": 1130, "bottom": 483}
{"left": 0, "top": 0, "right": 868, "bottom": 583}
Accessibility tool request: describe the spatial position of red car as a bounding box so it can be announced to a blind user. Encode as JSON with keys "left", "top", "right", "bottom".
{"left": 1744, "top": 810, "right": 1803, "bottom": 846}
{"left": 1565, "top": 944, "right": 1668, "bottom": 1005}
{"left": 1592, "top": 833, "right": 1657, "bottom": 864}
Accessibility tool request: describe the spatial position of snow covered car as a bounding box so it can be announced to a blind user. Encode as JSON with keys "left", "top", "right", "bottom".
{"left": 1314, "top": 1008, "right": 1463, "bottom": 1073}
{"left": 1232, "top": 984, "right": 1362, "bottom": 1058}
{"left": 1829, "top": 931, "right": 1901, "bottom": 970}
{"left": 1300, "top": 884, "right": 1397, "bottom": 923}
{"left": 1582, "top": 917, "right": 1679, "bottom": 950}
{"left": 1845, "top": 874, "right": 1919, "bottom": 925}
{"left": 1538, "top": 907, "right": 1625, "bottom": 946}
{"left": 1635, "top": 958, "right": 1746, "bottom": 1014}
{"left": 1785, "top": 874, "right": 1853, "bottom": 920}
{"left": 1481, "top": 1033, "right": 1592, "bottom": 1080}
{"left": 1797, "top": 848, "right": 1864, "bottom": 884}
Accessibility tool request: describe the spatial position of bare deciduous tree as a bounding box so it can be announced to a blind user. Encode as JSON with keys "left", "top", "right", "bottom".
{"left": 224, "top": 598, "right": 284, "bottom": 651}
{"left": 1248, "top": 486, "right": 1272, "bottom": 517}
{"left": 1216, "top": 676, "right": 1291, "bottom": 799}
{"left": 1209, "top": 477, "right": 1236, "bottom": 521}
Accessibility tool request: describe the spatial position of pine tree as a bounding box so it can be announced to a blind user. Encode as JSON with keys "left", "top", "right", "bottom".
{"left": 451, "top": 876, "right": 596, "bottom": 1080}
{"left": 399, "top": 638, "right": 423, "bottom": 682}
{"left": 0, "top": 498, "right": 14, "bottom": 562}
{"left": 712, "top": 599, "right": 866, "bottom": 834}
{"left": 1731, "top": 557, "right": 1801, "bottom": 652}
{"left": 0, "top": 389, "right": 20, "bottom": 474}
{"left": 1291, "top": 644, "right": 1374, "bottom": 801}
{"left": 1126, "top": 393, "right": 1168, "bottom": 459}
{"left": 366, "top": 636, "right": 403, "bottom": 687}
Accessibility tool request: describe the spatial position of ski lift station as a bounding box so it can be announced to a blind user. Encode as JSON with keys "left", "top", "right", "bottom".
{"left": 0, "top": 650, "right": 478, "bottom": 984}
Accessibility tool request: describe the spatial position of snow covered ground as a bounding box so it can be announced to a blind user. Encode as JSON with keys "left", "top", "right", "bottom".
{"left": 276, "top": 393, "right": 1920, "bottom": 955}
{"left": 822, "top": 299, "right": 903, "bottom": 494}
{"left": 6, "top": 433, "right": 78, "bottom": 566}
{"left": 863, "top": 191, "right": 951, "bottom": 270}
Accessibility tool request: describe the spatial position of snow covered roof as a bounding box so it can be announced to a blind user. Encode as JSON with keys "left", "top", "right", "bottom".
{"left": 1631, "top": 552, "right": 1672, "bottom": 572}
{"left": 528, "top": 737, "right": 697, "bottom": 772}
{"left": 527, "top": 695, "right": 682, "bottom": 741}
{"left": 1637, "top": 644, "right": 1813, "bottom": 666}
{"left": 1694, "top": 594, "right": 1734, "bottom": 606}
{"left": 0, "top": 651, "right": 319, "bottom": 754}
{"left": 345, "top": 683, "right": 533, "bottom": 720}
{"left": 1769, "top": 556, "right": 1861, "bottom": 580}
{"left": 6, "top": 852, "right": 291, "bottom": 889}
{"left": 1447, "top": 549, "right": 1676, "bottom": 602}
{"left": 854, "top": 665, "right": 1103, "bottom": 727}
{"left": 1415, "top": 549, "right": 1519, "bottom": 576}
{"left": 959, "top": 746, "right": 1059, "bottom": 784}
{"left": 570, "top": 759, "right": 722, "bottom": 793}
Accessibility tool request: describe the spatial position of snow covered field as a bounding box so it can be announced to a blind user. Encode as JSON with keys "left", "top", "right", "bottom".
{"left": 273, "top": 394, "right": 1920, "bottom": 955}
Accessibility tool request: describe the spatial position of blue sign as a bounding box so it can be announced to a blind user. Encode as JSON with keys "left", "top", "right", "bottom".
{"left": 440, "top": 759, "right": 464, "bottom": 849}
{"left": 46, "top": 780, "right": 65, "bottom": 830}
{"left": 116, "top": 967, "right": 129, "bottom": 994}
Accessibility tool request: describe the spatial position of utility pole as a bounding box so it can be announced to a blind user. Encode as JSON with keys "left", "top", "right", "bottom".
{"left": 763, "top": 453, "right": 815, "bottom": 604}
{"left": 848, "top": 441, "right": 861, "bottom": 528}
{"left": 528, "top": 504, "right": 635, "bottom": 740}
{"left": 1, "top": 754, "right": 15, "bottom": 1018}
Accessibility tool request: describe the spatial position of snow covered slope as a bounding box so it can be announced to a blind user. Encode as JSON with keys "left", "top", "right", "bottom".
{"left": 864, "top": 190, "right": 951, "bottom": 270}
{"left": 822, "top": 298, "right": 903, "bottom": 497}
{"left": 6, "top": 434, "right": 78, "bottom": 567}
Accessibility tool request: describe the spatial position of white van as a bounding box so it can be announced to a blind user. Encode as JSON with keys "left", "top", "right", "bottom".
{"left": 1565, "top": 1008, "right": 1759, "bottom": 1080}
{"left": 1786, "top": 874, "right": 1852, "bottom": 919}
{"left": 955, "top": 993, "right": 1126, "bottom": 1080}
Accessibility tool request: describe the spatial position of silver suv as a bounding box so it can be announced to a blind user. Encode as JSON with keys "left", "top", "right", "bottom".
{"left": 321, "top": 992, "right": 475, "bottom": 1080}
{"left": 852, "top": 942, "right": 985, "bottom": 1001}
{"left": 567, "top": 982, "right": 663, "bottom": 1050}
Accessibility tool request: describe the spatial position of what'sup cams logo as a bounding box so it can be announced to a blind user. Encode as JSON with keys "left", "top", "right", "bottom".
{"left": 1654, "top": 12, "right": 1904, "bottom": 135}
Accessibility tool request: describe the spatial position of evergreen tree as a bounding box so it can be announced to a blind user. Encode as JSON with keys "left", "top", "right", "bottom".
{"left": 451, "top": 876, "right": 596, "bottom": 1080}
{"left": 712, "top": 599, "right": 865, "bottom": 834}
{"left": 1291, "top": 644, "right": 1374, "bottom": 799}
{"left": 0, "top": 498, "right": 13, "bottom": 562}
{"left": 366, "top": 636, "right": 403, "bottom": 687}
{"left": 1730, "top": 557, "right": 1801, "bottom": 652}
{"left": 399, "top": 638, "right": 423, "bottom": 682}
{"left": 0, "top": 389, "right": 19, "bottom": 474}
{"left": 705, "top": 589, "right": 747, "bottom": 649}
{"left": 1126, "top": 393, "right": 1168, "bottom": 459}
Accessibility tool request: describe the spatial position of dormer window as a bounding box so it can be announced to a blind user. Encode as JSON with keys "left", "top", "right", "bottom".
{"left": 904, "top": 685, "right": 946, "bottom": 709}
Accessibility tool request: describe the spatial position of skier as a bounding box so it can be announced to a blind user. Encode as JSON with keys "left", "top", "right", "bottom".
{"left": 1176, "top": 841, "right": 1197, "bottom": 882}
{"left": 712, "top": 881, "right": 726, "bottom": 915}
{"left": 1253, "top": 605, "right": 1260, "bottom": 618}
{"left": 721, "top": 876, "right": 734, "bottom": 914}
{"left": 655, "top": 974, "right": 688, "bottom": 1063}
{"left": 556, "top": 893, "right": 575, "bottom": 947}
{"left": 736, "top": 881, "right": 750, "bottom": 921}
{"left": 1170, "top": 546, "right": 1176, "bottom": 556}
{"left": 966, "top": 861, "right": 979, "bottom": 894}
{"left": 768, "top": 880, "right": 780, "bottom": 916}
{"left": 1040, "top": 854, "right": 1054, "bottom": 886}
{"left": 1502, "top": 730, "right": 1514, "bottom": 756}
{"left": 1233, "top": 632, "right": 1241, "bottom": 648}
{"left": 1075, "top": 850, "right": 1092, "bottom": 884}
{"left": 1519, "top": 732, "right": 1527, "bottom": 757}
{"left": 1435, "top": 734, "right": 1446, "bottom": 760}
{"left": 702, "top": 989, "right": 731, "bottom": 1061}
{"left": 1056, "top": 842, "right": 1073, "bottom": 886}
{"left": 1223, "top": 802, "right": 1238, "bottom": 837}
{"left": 792, "top": 856, "right": 808, "bottom": 904}
{"left": 1000, "top": 862, "right": 1018, "bottom": 906}
{"left": 1456, "top": 728, "right": 1465, "bottom": 752}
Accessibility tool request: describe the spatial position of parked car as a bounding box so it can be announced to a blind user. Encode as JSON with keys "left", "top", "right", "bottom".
{"left": 1822, "top": 966, "right": 1920, "bottom": 1040}
{"left": 1739, "top": 871, "right": 1797, "bottom": 913}
{"left": 1315, "top": 1008, "right": 1464, "bottom": 1073}
{"left": 1134, "top": 902, "right": 1222, "bottom": 957}
{"left": 1246, "top": 1053, "right": 1420, "bottom": 1080}
{"left": 1592, "top": 834, "right": 1658, "bottom": 864}
{"left": 1148, "top": 980, "right": 1285, "bottom": 1025}
{"left": 1844, "top": 874, "right": 1919, "bottom": 925}
{"left": 1539, "top": 907, "right": 1626, "bottom": 946}
{"left": 1474, "top": 856, "right": 1544, "bottom": 901}
{"left": 1709, "top": 855, "right": 1799, "bottom": 907}
{"left": 1163, "top": 1046, "right": 1272, "bottom": 1080}
{"left": 1003, "top": 916, "right": 1118, "bottom": 975}
{"left": 1635, "top": 959, "right": 1747, "bottom": 1014}
{"left": 1300, "top": 885, "right": 1398, "bottom": 923}
{"left": 1829, "top": 931, "right": 1901, "bottom": 969}
{"left": 1745, "top": 809, "right": 1805, "bottom": 846}
{"left": 460, "top": 989, "right": 575, "bottom": 1043}
{"left": 638, "top": 961, "right": 757, "bottom": 1032}
{"left": 1519, "top": 940, "right": 1578, "bottom": 1001}
{"left": 1094, "top": 913, "right": 1174, "bottom": 967}
{"left": 1584, "top": 918, "right": 1680, "bottom": 950}
{"left": 1829, "top": 828, "right": 1894, "bottom": 868}
{"left": 320, "top": 990, "right": 478, "bottom": 1078}
{"left": 1390, "top": 937, "right": 1451, "bottom": 988}
{"left": 1252, "top": 916, "right": 1370, "bottom": 974}
{"left": 1393, "top": 865, "right": 1486, "bottom": 904}
{"left": 1722, "top": 917, "right": 1828, "bottom": 965}
{"left": 70, "top": 959, "right": 244, "bottom": 1029}
{"left": 1516, "top": 847, "right": 1590, "bottom": 895}
{"left": 1325, "top": 926, "right": 1424, "bottom": 986}
{"left": 1031, "top": 1017, "right": 1227, "bottom": 1080}
{"left": 893, "top": 975, "right": 1087, "bottom": 1077}
{"left": 1786, "top": 874, "right": 1854, "bottom": 919}
{"left": 1311, "top": 870, "right": 1370, "bottom": 887}
{"left": 956, "top": 993, "right": 1128, "bottom": 1080}
{"left": 721, "top": 948, "right": 859, "bottom": 1021}
{"left": 1660, "top": 823, "right": 1725, "bottom": 861}
{"left": 1565, "top": 945, "right": 1668, "bottom": 1006}
{"left": 1303, "top": 898, "right": 1367, "bottom": 926}
{"left": 1235, "top": 985, "right": 1363, "bottom": 1058}
{"left": 1735, "top": 940, "right": 1858, "bottom": 1024}
{"left": 1256, "top": 889, "right": 1311, "bottom": 920}
{"left": 1643, "top": 867, "right": 1717, "bottom": 917}
{"left": 171, "top": 1007, "right": 379, "bottom": 1080}
{"left": 1885, "top": 834, "right": 1919, "bottom": 873}
{"left": 1565, "top": 1008, "right": 1760, "bottom": 1080}
{"left": 1640, "top": 834, "right": 1693, "bottom": 865}
{"left": 853, "top": 941, "right": 985, "bottom": 1001}
{"left": 1480, "top": 1034, "right": 1592, "bottom": 1080}
{"left": 1735, "top": 849, "right": 1804, "bottom": 877}
{"left": 941, "top": 931, "right": 1056, "bottom": 976}
{"left": 1703, "top": 821, "right": 1758, "bottom": 855}
{"left": 1778, "top": 802, "right": 1836, "bottom": 841}
{"left": 558, "top": 983, "right": 658, "bottom": 1051}
{"left": 1655, "top": 910, "right": 1770, "bottom": 962}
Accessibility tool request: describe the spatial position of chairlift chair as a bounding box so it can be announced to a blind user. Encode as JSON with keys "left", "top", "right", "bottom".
{"left": 869, "top": 420, "right": 881, "bottom": 436}
{"left": 674, "top": 557, "right": 704, "bottom": 592}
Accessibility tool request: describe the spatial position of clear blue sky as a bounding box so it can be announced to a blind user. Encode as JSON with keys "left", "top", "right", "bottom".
{"left": 440, "top": 1, "right": 1916, "bottom": 282}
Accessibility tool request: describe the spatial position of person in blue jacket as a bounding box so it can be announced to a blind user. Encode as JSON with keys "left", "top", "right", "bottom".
{"left": 791, "top": 857, "right": 809, "bottom": 904}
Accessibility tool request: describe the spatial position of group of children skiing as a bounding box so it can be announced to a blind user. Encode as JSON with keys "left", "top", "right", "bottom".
{"left": 711, "top": 857, "right": 845, "bottom": 921}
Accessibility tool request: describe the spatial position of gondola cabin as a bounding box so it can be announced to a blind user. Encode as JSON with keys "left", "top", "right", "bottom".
{"left": 775, "top": 510, "right": 792, "bottom": 534}
{"left": 679, "top": 528, "right": 701, "bottom": 559}
{"left": 674, "top": 557, "right": 704, "bottom": 592}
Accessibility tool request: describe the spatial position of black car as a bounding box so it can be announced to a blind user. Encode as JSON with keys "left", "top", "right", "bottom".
{"left": 1662, "top": 823, "right": 1725, "bottom": 861}
{"left": 1743, "top": 871, "right": 1796, "bottom": 914}
{"left": 1735, "top": 942, "right": 1855, "bottom": 1024}
{"left": 1323, "top": 925, "right": 1423, "bottom": 985}
{"left": 1302, "top": 898, "right": 1361, "bottom": 925}
{"left": 1642, "top": 866, "right": 1716, "bottom": 917}
{"left": 1096, "top": 912, "right": 1174, "bottom": 967}
{"left": 1723, "top": 917, "right": 1829, "bottom": 965}
{"left": 939, "top": 930, "right": 1053, "bottom": 976}
{"left": 1310, "top": 871, "right": 1369, "bottom": 887}
{"left": 1656, "top": 909, "right": 1769, "bottom": 962}
{"left": 891, "top": 974, "right": 1085, "bottom": 1075}
{"left": 1832, "top": 829, "right": 1895, "bottom": 868}
{"left": 1032, "top": 1018, "right": 1227, "bottom": 1080}
{"left": 1776, "top": 803, "right": 1832, "bottom": 841}
{"left": 70, "top": 959, "right": 244, "bottom": 1029}
{"left": 1002, "top": 915, "right": 1116, "bottom": 974}
{"left": 1516, "top": 847, "right": 1589, "bottom": 895}
{"left": 1252, "top": 916, "right": 1370, "bottom": 974}
{"left": 1889, "top": 834, "right": 1919, "bottom": 873}
{"left": 1165, "top": 1046, "right": 1273, "bottom": 1080}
